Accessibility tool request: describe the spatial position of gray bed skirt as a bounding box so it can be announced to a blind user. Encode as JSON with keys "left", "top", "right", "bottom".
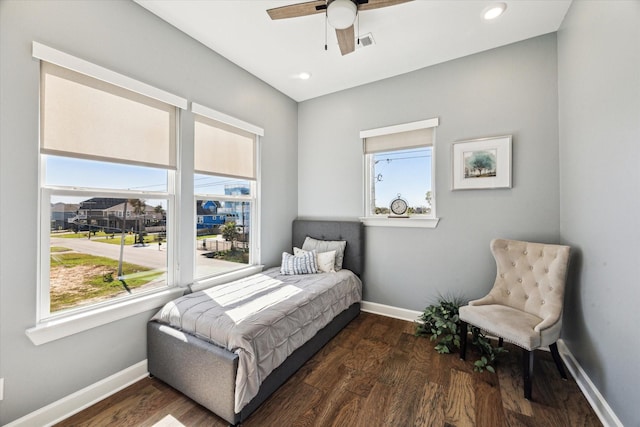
{"left": 147, "top": 302, "right": 360, "bottom": 425}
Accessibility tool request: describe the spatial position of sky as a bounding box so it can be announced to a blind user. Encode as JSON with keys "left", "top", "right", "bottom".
{"left": 373, "top": 147, "right": 432, "bottom": 209}
{"left": 46, "top": 150, "right": 432, "bottom": 210}
{"left": 46, "top": 156, "right": 248, "bottom": 205}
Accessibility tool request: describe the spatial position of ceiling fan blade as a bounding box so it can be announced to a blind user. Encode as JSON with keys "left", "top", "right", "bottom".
{"left": 336, "top": 25, "right": 355, "bottom": 56}
{"left": 358, "top": 0, "right": 413, "bottom": 12}
{"left": 267, "top": 0, "right": 327, "bottom": 20}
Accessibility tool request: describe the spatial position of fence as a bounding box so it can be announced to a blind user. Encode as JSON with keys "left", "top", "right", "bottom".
{"left": 198, "top": 239, "right": 248, "bottom": 252}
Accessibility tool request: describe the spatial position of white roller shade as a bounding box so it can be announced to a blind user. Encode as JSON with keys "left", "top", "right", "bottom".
{"left": 364, "top": 127, "right": 435, "bottom": 154}
{"left": 194, "top": 114, "right": 256, "bottom": 180}
{"left": 40, "top": 61, "right": 177, "bottom": 169}
{"left": 361, "top": 117, "right": 439, "bottom": 154}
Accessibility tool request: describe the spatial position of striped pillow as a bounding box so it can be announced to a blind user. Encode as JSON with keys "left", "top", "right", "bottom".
{"left": 280, "top": 250, "right": 318, "bottom": 275}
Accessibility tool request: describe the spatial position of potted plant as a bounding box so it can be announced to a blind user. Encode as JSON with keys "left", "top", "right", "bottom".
{"left": 415, "top": 295, "right": 506, "bottom": 373}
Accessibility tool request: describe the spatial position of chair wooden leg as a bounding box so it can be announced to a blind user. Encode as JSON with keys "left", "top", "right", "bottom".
{"left": 549, "top": 342, "right": 568, "bottom": 379}
{"left": 522, "top": 349, "right": 533, "bottom": 400}
{"left": 459, "top": 321, "right": 468, "bottom": 360}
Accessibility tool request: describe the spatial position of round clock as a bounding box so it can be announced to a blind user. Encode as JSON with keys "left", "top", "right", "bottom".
{"left": 389, "top": 194, "right": 409, "bottom": 216}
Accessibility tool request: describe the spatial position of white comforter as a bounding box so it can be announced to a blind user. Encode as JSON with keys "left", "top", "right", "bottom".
{"left": 151, "top": 267, "right": 362, "bottom": 413}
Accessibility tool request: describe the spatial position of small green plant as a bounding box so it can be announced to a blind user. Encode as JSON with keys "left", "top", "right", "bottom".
{"left": 415, "top": 295, "right": 506, "bottom": 373}
{"left": 470, "top": 327, "right": 507, "bottom": 373}
{"left": 415, "top": 296, "right": 464, "bottom": 354}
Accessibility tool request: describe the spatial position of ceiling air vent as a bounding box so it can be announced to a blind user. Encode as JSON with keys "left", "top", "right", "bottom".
{"left": 357, "top": 33, "right": 375, "bottom": 49}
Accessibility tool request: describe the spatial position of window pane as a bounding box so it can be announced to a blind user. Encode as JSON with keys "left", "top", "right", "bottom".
{"left": 194, "top": 174, "right": 251, "bottom": 196}
{"left": 372, "top": 147, "right": 432, "bottom": 215}
{"left": 195, "top": 198, "right": 251, "bottom": 280}
{"left": 45, "top": 155, "right": 167, "bottom": 192}
{"left": 49, "top": 195, "right": 168, "bottom": 313}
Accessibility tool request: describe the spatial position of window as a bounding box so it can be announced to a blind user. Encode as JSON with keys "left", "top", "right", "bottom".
{"left": 192, "top": 103, "right": 262, "bottom": 282}
{"left": 37, "top": 44, "right": 185, "bottom": 319}
{"left": 361, "top": 118, "right": 440, "bottom": 228}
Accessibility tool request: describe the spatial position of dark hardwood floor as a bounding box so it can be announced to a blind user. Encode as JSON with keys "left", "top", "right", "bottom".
{"left": 57, "top": 312, "right": 601, "bottom": 426}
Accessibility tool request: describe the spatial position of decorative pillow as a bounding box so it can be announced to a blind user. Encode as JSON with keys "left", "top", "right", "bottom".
{"left": 301, "top": 236, "right": 347, "bottom": 271}
{"left": 280, "top": 250, "right": 318, "bottom": 275}
{"left": 294, "top": 247, "right": 336, "bottom": 273}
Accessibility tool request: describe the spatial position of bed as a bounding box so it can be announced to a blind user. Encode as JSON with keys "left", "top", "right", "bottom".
{"left": 147, "top": 219, "right": 364, "bottom": 425}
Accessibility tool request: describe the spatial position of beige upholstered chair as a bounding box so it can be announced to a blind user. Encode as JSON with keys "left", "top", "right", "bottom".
{"left": 459, "top": 238, "right": 571, "bottom": 400}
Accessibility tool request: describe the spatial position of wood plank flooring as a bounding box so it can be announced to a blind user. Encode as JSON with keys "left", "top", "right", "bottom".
{"left": 57, "top": 312, "right": 601, "bottom": 426}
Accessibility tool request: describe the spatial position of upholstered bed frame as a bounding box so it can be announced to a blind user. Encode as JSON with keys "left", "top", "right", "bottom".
{"left": 147, "top": 219, "right": 364, "bottom": 425}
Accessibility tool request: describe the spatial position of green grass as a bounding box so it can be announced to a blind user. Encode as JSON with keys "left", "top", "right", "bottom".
{"left": 50, "top": 252, "right": 163, "bottom": 312}
{"left": 50, "top": 246, "right": 72, "bottom": 253}
{"left": 52, "top": 232, "right": 161, "bottom": 246}
{"left": 196, "top": 234, "right": 218, "bottom": 240}
{"left": 208, "top": 248, "right": 249, "bottom": 264}
{"left": 96, "top": 234, "right": 140, "bottom": 245}
{"left": 53, "top": 231, "right": 110, "bottom": 239}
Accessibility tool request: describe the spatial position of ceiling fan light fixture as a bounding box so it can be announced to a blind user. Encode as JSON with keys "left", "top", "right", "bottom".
{"left": 327, "top": 0, "right": 357, "bottom": 30}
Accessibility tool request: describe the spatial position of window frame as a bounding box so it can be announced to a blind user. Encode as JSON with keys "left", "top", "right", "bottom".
{"left": 30, "top": 43, "right": 187, "bottom": 343}
{"left": 39, "top": 185, "right": 176, "bottom": 320}
{"left": 360, "top": 118, "right": 440, "bottom": 228}
{"left": 191, "top": 102, "right": 263, "bottom": 288}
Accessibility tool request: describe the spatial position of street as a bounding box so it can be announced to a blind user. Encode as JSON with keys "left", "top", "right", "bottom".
{"left": 50, "top": 235, "right": 246, "bottom": 278}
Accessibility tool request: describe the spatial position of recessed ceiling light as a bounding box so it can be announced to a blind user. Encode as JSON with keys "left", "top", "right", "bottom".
{"left": 298, "top": 72, "right": 311, "bottom": 80}
{"left": 483, "top": 3, "right": 507, "bottom": 20}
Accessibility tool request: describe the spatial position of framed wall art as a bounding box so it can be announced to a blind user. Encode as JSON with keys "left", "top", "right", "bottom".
{"left": 452, "top": 135, "right": 512, "bottom": 190}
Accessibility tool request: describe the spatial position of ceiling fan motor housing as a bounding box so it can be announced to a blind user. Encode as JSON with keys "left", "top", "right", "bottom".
{"left": 327, "top": 0, "right": 358, "bottom": 30}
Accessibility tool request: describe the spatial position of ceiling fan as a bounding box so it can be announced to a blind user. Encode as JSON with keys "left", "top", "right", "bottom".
{"left": 267, "top": 0, "right": 413, "bottom": 56}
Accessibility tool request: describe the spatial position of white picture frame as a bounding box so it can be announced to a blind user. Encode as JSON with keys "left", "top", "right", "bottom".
{"left": 452, "top": 135, "right": 512, "bottom": 190}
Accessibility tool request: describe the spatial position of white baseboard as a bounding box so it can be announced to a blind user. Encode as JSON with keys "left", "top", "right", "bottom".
{"left": 361, "top": 300, "right": 422, "bottom": 322}
{"left": 557, "top": 340, "right": 623, "bottom": 427}
{"left": 4, "top": 360, "right": 148, "bottom": 427}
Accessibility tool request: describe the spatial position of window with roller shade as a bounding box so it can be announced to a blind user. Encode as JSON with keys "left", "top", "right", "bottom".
{"left": 192, "top": 104, "right": 261, "bottom": 281}
{"left": 38, "top": 56, "right": 183, "bottom": 318}
{"left": 361, "top": 118, "right": 439, "bottom": 219}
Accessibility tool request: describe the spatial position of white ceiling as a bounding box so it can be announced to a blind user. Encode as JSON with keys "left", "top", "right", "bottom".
{"left": 135, "top": 0, "right": 571, "bottom": 102}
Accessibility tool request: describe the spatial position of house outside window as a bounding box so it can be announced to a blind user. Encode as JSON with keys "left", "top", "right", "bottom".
{"left": 192, "top": 103, "right": 262, "bottom": 283}
{"left": 37, "top": 51, "right": 184, "bottom": 319}
{"left": 361, "top": 118, "right": 440, "bottom": 228}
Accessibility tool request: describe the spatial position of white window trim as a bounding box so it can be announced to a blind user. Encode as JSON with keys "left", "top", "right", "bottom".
{"left": 192, "top": 102, "right": 264, "bottom": 136}
{"left": 26, "top": 287, "right": 184, "bottom": 346}
{"left": 191, "top": 264, "right": 265, "bottom": 293}
{"left": 191, "top": 103, "right": 263, "bottom": 285}
{"left": 360, "top": 118, "right": 440, "bottom": 228}
{"left": 31, "top": 44, "right": 184, "bottom": 344}
{"left": 32, "top": 42, "right": 187, "bottom": 109}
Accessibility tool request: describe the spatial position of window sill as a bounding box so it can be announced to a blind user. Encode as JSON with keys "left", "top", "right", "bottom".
{"left": 25, "top": 287, "right": 185, "bottom": 346}
{"left": 360, "top": 216, "right": 440, "bottom": 228}
{"left": 191, "top": 264, "right": 265, "bottom": 293}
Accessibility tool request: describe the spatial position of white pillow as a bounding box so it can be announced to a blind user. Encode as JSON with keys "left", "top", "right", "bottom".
{"left": 294, "top": 247, "right": 336, "bottom": 273}
{"left": 301, "top": 236, "right": 347, "bottom": 271}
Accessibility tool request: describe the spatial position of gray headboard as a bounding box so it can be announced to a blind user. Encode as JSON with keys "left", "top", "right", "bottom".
{"left": 292, "top": 219, "right": 364, "bottom": 277}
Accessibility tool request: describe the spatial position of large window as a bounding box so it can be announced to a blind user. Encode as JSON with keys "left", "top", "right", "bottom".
{"left": 361, "top": 118, "right": 439, "bottom": 227}
{"left": 192, "top": 104, "right": 262, "bottom": 283}
{"left": 37, "top": 45, "right": 184, "bottom": 319}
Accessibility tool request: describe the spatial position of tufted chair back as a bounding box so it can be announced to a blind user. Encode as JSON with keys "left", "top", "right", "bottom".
{"left": 486, "top": 239, "right": 571, "bottom": 331}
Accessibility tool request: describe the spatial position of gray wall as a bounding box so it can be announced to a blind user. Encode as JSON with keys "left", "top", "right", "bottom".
{"left": 558, "top": 2, "right": 640, "bottom": 426}
{"left": 299, "top": 34, "right": 561, "bottom": 310}
{"left": 0, "top": 0, "right": 297, "bottom": 423}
